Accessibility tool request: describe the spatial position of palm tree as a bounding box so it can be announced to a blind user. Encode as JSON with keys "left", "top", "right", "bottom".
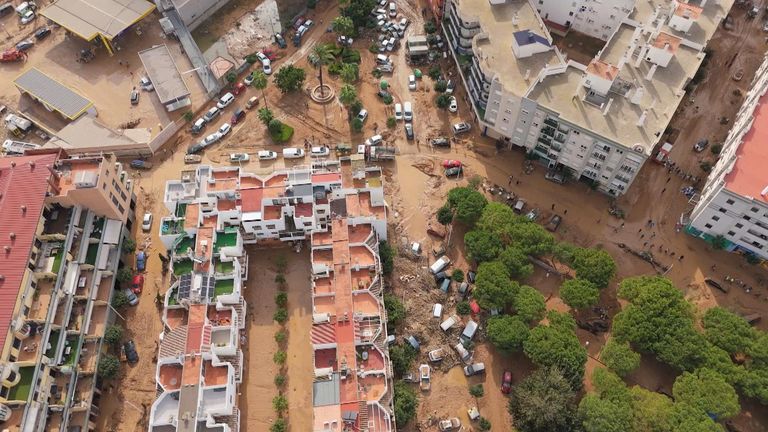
{"left": 309, "top": 44, "right": 335, "bottom": 96}
{"left": 338, "top": 84, "right": 357, "bottom": 106}
{"left": 251, "top": 71, "right": 269, "bottom": 108}
{"left": 258, "top": 107, "right": 274, "bottom": 126}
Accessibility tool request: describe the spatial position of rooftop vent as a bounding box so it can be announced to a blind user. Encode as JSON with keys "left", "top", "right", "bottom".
{"left": 20, "top": 205, "right": 26, "bottom": 213}
{"left": 4, "top": 246, "right": 10, "bottom": 253}
{"left": 8, "top": 233, "right": 14, "bottom": 240}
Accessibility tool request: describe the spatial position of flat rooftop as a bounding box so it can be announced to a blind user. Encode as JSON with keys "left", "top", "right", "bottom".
{"left": 14, "top": 68, "right": 94, "bottom": 120}
{"left": 528, "top": 23, "right": 702, "bottom": 153}
{"left": 724, "top": 91, "right": 768, "bottom": 204}
{"left": 138, "top": 45, "right": 191, "bottom": 105}
{"left": 631, "top": 0, "right": 734, "bottom": 48}
{"left": 41, "top": 0, "right": 155, "bottom": 41}
{"left": 455, "top": 0, "right": 559, "bottom": 96}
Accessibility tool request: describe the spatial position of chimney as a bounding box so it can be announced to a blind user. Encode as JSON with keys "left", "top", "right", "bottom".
{"left": 20, "top": 205, "right": 27, "bottom": 213}
{"left": 8, "top": 233, "right": 14, "bottom": 240}
{"left": 645, "top": 64, "right": 658, "bottom": 81}
{"left": 636, "top": 110, "right": 648, "bottom": 127}
{"left": 602, "top": 98, "right": 614, "bottom": 116}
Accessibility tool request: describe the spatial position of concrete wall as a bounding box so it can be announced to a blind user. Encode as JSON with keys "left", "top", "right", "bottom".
{"left": 174, "top": 0, "right": 231, "bottom": 31}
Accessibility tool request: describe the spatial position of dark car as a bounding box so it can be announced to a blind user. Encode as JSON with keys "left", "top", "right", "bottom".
{"left": 130, "top": 87, "right": 139, "bottom": 105}
{"left": 187, "top": 142, "right": 205, "bottom": 155}
{"left": 274, "top": 32, "right": 287, "bottom": 48}
{"left": 405, "top": 123, "right": 414, "bottom": 140}
{"left": 33, "top": 26, "right": 50, "bottom": 40}
{"left": 431, "top": 137, "right": 450, "bottom": 147}
{"left": 230, "top": 108, "right": 245, "bottom": 125}
{"left": 123, "top": 340, "right": 139, "bottom": 364}
{"left": 546, "top": 214, "right": 562, "bottom": 232}
{"left": 704, "top": 277, "right": 729, "bottom": 293}
{"left": 15, "top": 39, "right": 34, "bottom": 52}
{"left": 445, "top": 166, "right": 462, "bottom": 177}
{"left": 694, "top": 138, "right": 709, "bottom": 152}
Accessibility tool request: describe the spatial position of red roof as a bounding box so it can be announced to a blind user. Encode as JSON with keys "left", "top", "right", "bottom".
{"left": 0, "top": 153, "right": 57, "bottom": 349}
{"left": 295, "top": 202, "right": 314, "bottom": 218}
{"left": 724, "top": 92, "right": 768, "bottom": 204}
{"left": 239, "top": 187, "right": 264, "bottom": 213}
{"left": 312, "top": 173, "right": 341, "bottom": 184}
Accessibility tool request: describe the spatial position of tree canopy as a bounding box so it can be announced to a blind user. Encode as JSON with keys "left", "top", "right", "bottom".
{"left": 514, "top": 285, "right": 546, "bottom": 324}
{"left": 487, "top": 315, "right": 530, "bottom": 353}
{"left": 498, "top": 246, "right": 534, "bottom": 279}
{"left": 702, "top": 307, "right": 756, "bottom": 355}
{"left": 393, "top": 381, "right": 418, "bottom": 426}
{"left": 472, "top": 261, "right": 519, "bottom": 311}
{"left": 600, "top": 339, "right": 641, "bottom": 377}
{"left": 332, "top": 15, "right": 355, "bottom": 36}
{"left": 446, "top": 187, "right": 487, "bottom": 225}
{"left": 476, "top": 202, "right": 555, "bottom": 255}
{"left": 672, "top": 368, "right": 740, "bottom": 420}
{"left": 560, "top": 278, "right": 600, "bottom": 310}
{"left": 571, "top": 247, "right": 616, "bottom": 288}
{"left": 524, "top": 320, "right": 587, "bottom": 389}
{"left": 509, "top": 367, "right": 579, "bottom": 432}
{"left": 274, "top": 65, "right": 306, "bottom": 93}
{"left": 340, "top": 0, "right": 377, "bottom": 28}
{"left": 464, "top": 229, "right": 503, "bottom": 263}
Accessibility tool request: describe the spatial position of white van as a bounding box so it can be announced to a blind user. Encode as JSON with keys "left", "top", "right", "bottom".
{"left": 453, "top": 342, "right": 472, "bottom": 364}
{"left": 430, "top": 256, "right": 451, "bottom": 274}
{"left": 365, "top": 134, "right": 383, "bottom": 146}
{"left": 461, "top": 319, "right": 479, "bottom": 342}
{"left": 389, "top": 1, "right": 397, "bottom": 17}
{"left": 403, "top": 101, "right": 413, "bottom": 121}
{"left": 376, "top": 54, "right": 390, "bottom": 65}
{"left": 394, "top": 103, "right": 403, "bottom": 121}
{"left": 282, "top": 148, "right": 305, "bottom": 159}
{"left": 440, "top": 315, "right": 458, "bottom": 331}
{"left": 258, "top": 150, "right": 277, "bottom": 160}
{"left": 432, "top": 303, "right": 443, "bottom": 319}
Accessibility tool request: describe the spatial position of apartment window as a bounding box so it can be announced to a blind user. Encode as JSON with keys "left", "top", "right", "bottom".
{"left": 0, "top": 387, "right": 8, "bottom": 399}
{"left": 111, "top": 196, "right": 120, "bottom": 207}
{"left": 736, "top": 223, "right": 744, "bottom": 229}
{"left": 727, "top": 231, "right": 735, "bottom": 236}
{"left": 102, "top": 182, "right": 107, "bottom": 190}
{"left": 120, "top": 191, "right": 127, "bottom": 202}
{"left": 743, "top": 215, "right": 751, "bottom": 221}
{"left": 266, "top": 224, "right": 276, "bottom": 229}
{"left": 5, "top": 371, "right": 16, "bottom": 383}
{"left": 569, "top": 11, "right": 574, "bottom": 16}
{"left": 34, "top": 239, "right": 41, "bottom": 249}
{"left": 726, "top": 199, "right": 735, "bottom": 205}
{"left": 751, "top": 207, "right": 759, "bottom": 213}
{"left": 711, "top": 216, "right": 720, "bottom": 222}
{"left": 704, "top": 223, "right": 713, "bottom": 229}
{"left": 118, "top": 204, "right": 125, "bottom": 214}
{"left": 12, "top": 338, "right": 21, "bottom": 349}
{"left": 718, "top": 208, "right": 726, "bottom": 213}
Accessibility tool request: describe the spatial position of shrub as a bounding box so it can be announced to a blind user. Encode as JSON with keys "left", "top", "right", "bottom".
{"left": 699, "top": 161, "right": 712, "bottom": 172}
{"left": 104, "top": 325, "right": 123, "bottom": 346}
{"left": 434, "top": 80, "right": 448, "bottom": 93}
{"left": 116, "top": 268, "right": 133, "bottom": 284}
{"left": 452, "top": 269, "right": 465, "bottom": 283}
{"left": 369, "top": 43, "right": 379, "bottom": 53}
{"left": 351, "top": 118, "right": 364, "bottom": 132}
{"left": 384, "top": 293, "right": 405, "bottom": 326}
{"left": 424, "top": 20, "right": 437, "bottom": 34}
{"left": 273, "top": 308, "right": 288, "bottom": 324}
{"left": 382, "top": 94, "right": 393, "bottom": 105}
{"left": 183, "top": 111, "right": 194, "bottom": 122}
{"left": 390, "top": 344, "right": 418, "bottom": 375}
{"left": 387, "top": 117, "right": 396, "bottom": 128}
{"left": 274, "top": 374, "right": 286, "bottom": 387}
{"left": 268, "top": 119, "right": 283, "bottom": 135}
{"left": 97, "top": 355, "right": 120, "bottom": 379}
{"left": 245, "top": 54, "right": 258, "bottom": 64}
{"left": 275, "top": 273, "right": 286, "bottom": 285}
{"left": 274, "top": 331, "right": 287, "bottom": 344}
{"left": 437, "top": 205, "right": 453, "bottom": 225}
{"left": 273, "top": 351, "right": 287, "bottom": 365}
{"left": 111, "top": 290, "right": 129, "bottom": 309}
{"left": 327, "top": 61, "right": 343, "bottom": 75}
{"left": 456, "top": 301, "right": 471, "bottom": 315}
{"left": 428, "top": 66, "right": 441, "bottom": 80}
{"left": 394, "top": 382, "right": 418, "bottom": 425}
{"left": 379, "top": 241, "right": 394, "bottom": 275}
{"left": 275, "top": 292, "right": 288, "bottom": 307}
{"left": 275, "top": 255, "right": 288, "bottom": 272}
{"left": 122, "top": 238, "right": 136, "bottom": 254}
{"left": 225, "top": 71, "right": 237, "bottom": 83}
{"left": 272, "top": 394, "right": 288, "bottom": 414}
{"left": 468, "top": 175, "right": 483, "bottom": 190}
{"left": 436, "top": 93, "right": 451, "bottom": 108}
{"left": 478, "top": 417, "right": 491, "bottom": 431}
{"left": 270, "top": 418, "right": 287, "bottom": 432}
{"left": 470, "top": 384, "right": 485, "bottom": 397}
{"left": 711, "top": 144, "right": 722, "bottom": 155}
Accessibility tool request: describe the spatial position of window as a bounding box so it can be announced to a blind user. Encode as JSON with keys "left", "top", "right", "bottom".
{"left": 0, "top": 387, "right": 8, "bottom": 399}
{"left": 12, "top": 338, "right": 21, "bottom": 349}
{"left": 728, "top": 231, "right": 735, "bottom": 236}
{"left": 751, "top": 207, "right": 759, "bottom": 213}
{"left": 712, "top": 216, "right": 720, "bottom": 221}
{"left": 718, "top": 208, "right": 726, "bottom": 213}
{"left": 736, "top": 223, "right": 744, "bottom": 229}
{"left": 118, "top": 204, "right": 125, "bottom": 214}
{"left": 102, "top": 182, "right": 107, "bottom": 190}
{"left": 704, "top": 223, "right": 713, "bottom": 229}
{"left": 111, "top": 196, "right": 120, "bottom": 207}
{"left": 743, "top": 215, "right": 752, "bottom": 221}
{"left": 569, "top": 11, "right": 574, "bottom": 16}
{"left": 726, "top": 199, "right": 735, "bottom": 205}
{"left": 266, "top": 224, "right": 276, "bottom": 229}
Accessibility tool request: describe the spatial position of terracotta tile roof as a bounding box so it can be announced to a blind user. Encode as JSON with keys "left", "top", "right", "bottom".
{"left": 312, "top": 173, "right": 341, "bottom": 184}
{"left": 674, "top": 2, "right": 702, "bottom": 19}
{"left": 725, "top": 92, "right": 768, "bottom": 204}
{"left": 586, "top": 60, "right": 619, "bottom": 81}
{"left": 652, "top": 32, "right": 682, "bottom": 53}
{"left": 239, "top": 188, "right": 264, "bottom": 213}
{"left": 0, "top": 153, "right": 57, "bottom": 350}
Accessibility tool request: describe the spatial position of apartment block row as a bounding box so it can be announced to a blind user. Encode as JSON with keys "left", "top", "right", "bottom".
{"left": 0, "top": 151, "right": 136, "bottom": 432}
{"left": 443, "top": 0, "right": 732, "bottom": 195}
{"left": 149, "top": 160, "right": 393, "bottom": 431}
{"left": 688, "top": 53, "right": 768, "bottom": 261}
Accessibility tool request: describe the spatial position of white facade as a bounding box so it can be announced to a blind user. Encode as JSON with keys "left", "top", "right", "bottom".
{"left": 689, "top": 54, "right": 768, "bottom": 260}
{"left": 534, "top": 0, "right": 634, "bottom": 40}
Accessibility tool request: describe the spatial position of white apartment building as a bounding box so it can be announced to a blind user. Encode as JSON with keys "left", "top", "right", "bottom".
{"left": 535, "top": 0, "right": 634, "bottom": 40}
{"left": 444, "top": 0, "right": 732, "bottom": 196}
{"left": 688, "top": 54, "right": 768, "bottom": 260}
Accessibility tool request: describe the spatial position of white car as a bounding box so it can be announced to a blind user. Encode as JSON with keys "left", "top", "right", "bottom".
{"left": 452, "top": 122, "right": 471, "bottom": 134}
{"left": 408, "top": 74, "right": 416, "bottom": 90}
{"left": 139, "top": 77, "right": 154, "bottom": 91}
{"left": 365, "top": 134, "right": 383, "bottom": 146}
{"left": 311, "top": 146, "right": 330, "bottom": 157}
{"left": 244, "top": 71, "right": 256, "bottom": 85}
{"left": 403, "top": 101, "right": 413, "bottom": 122}
{"left": 356, "top": 109, "right": 368, "bottom": 123}
{"left": 20, "top": 10, "right": 35, "bottom": 25}
{"left": 216, "top": 92, "right": 235, "bottom": 109}
{"left": 229, "top": 153, "right": 249, "bottom": 163}
{"left": 141, "top": 213, "right": 153, "bottom": 231}
{"left": 203, "top": 106, "right": 221, "bottom": 122}
{"left": 283, "top": 148, "right": 305, "bottom": 159}
{"left": 200, "top": 132, "right": 222, "bottom": 147}
{"left": 218, "top": 123, "right": 232, "bottom": 136}
{"left": 394, "top": 103, "right": 403, "bottom": 121}
{"left": 258, "top": 150, "right": 278, "bottom": 160}
{"left": 448, "top": 96, "right": 458, "bottom": 113}
{"left": 262, "top": 60, "right": 272, "bottom": 75}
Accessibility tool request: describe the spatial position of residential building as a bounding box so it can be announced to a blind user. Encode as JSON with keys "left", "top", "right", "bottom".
{"left": 0, "top": 151, "right": 136, "bottom": 431}
{"left": 535, "top": 0, "right": 634, "bottom": 40}
{"left": 170, "top": 0, "right": 231, "bottom": 32}
{"left": 688, "top": 54, "right": 768, "bottom": 260}
{"left": 150, "top": 161, "right": 392, "bottom": 431}
{"left": 443, "top": 0, "right": 732, "bottom": 195}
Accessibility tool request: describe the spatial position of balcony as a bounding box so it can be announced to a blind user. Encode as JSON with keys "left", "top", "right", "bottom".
{"left": 7, "top": 366, "right": 34, "bottom": 402}
{"left": 214, "top": 279, "right": 235, "bottom": 298}
{"left": 29, "top": 279, "right": 55, "bottom": 321}
{"left": 60, "top": 336, "right": 80, "bottom": 368}
{"left": 16, "top": 328, "right": 44, "bottom": 363}
{"left": 214, "top": 260, "right": 235, "bottom": 278}
{"left": 35, "top": 242, "right": 66, "bottom": 275}
{"left": 71, "top": 375, "right": 94, "bottom": 411}
{"left": 41, "top": 206, "right": 73, "bottom": 240}
{"left": 543, "top": 118, "right": 559, "bottom": 128}
{"left": 89, "top": 217, "right": 105, "bottom": 240}
{"left": 161, "top": 218, "right": 186, "bottom": 236}
{"left": 46, "top": 329, "right": 62, "bottom": 359}
{"left": 85, "top": 304, "right": 108, "bottom": 338}
{"left": 67, "top": 301, "right": 87, "bottom": 333}
{"left": 46, "top": 411, "right": 64, "bottom": 431}
{"left": 48, "top": 372, "right": 71, "bottom": 406}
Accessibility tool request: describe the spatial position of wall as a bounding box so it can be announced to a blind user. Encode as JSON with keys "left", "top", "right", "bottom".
{"left": 174, "top": 0, "right": 231, "bottom": 31}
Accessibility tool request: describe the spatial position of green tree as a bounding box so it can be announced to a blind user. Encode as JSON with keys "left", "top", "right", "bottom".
{"left": 436, "top": 205, "right": 453, "bottom": 225}
{"left": 452, "top": 269, "right": 464, "bottom": 283}
{"left": 702, "top": 307, "right": 755, "bottom": 355}
{"left": 456, "top": 301, "right": 471, "bottom": 315}
{"left": 579, "top": 394, "right": 633, "bottom": 432}
{"left": 434, "top": 80, "right": 448, "bottom": 92}
{"left": 424, "top": 20, "right": 437, "bottom": 34}
{"left": 379, "top": 241, "right": 394, "bottom": 275}
{"left": 339, "top": 0, "right": 377, "bottom": 27}
{"left": 668, "top": 402, "right": 725, "bottom": 432}
{"left": 111, "top": 290, "right": 129, "bottom": 309}
{"left": 436, "top": 93, "right": 450, "bottom": 108}
{"left": 258, "top": 107, "right": 274, "bottom": 126}
{"left": 97, "top": 355, "right": 120, "bottom": 379}
{"left": 487, "top": 315, "right": 530, "bottom": 353}
{"left": 478, "top": 418, "right": 492, "bottom": 431}
{"left": 350, "top": 99, "right": 363, "bottom": 116}
{"left": 268, "top": 119, "right": 283, "bottom": 135}
{"left": 225, "top": 71, "right": 237, "bottom": 83}
{"left": 560, "top": 278, "right": 600, "bottom": 310}
{"left": 469, "top": 384, "right": 485, "bottom": 397}
{"left": 270, "top": 418, "right": 287, "bottom": 432}
{"left": 464, "top": 229, "right": 503, "bottom": 262}
{"left": 473, "top": 261, "right": 519, "bottom": 310}
{"left": 104, "top": 325, "right": 123, "bottom": 346}
{"left": 122, "top": 238, "right": 136, "bottom": 254}
{"left": 498, "top": 246, "right": 533, "bottom": 280}
{"left": 309, "top": 44, "right": 335, "bottom": 91}
{"left": 272, "top": 394, "right": 288, "bottom": 414}
{"left": 394, "top": 381, "right": 418, "bottom": 425}
{"left": 273, "top": 351, "right": 287, "bottom": 365}
{"left": 428, "top": 66, "right": 441, "bottom": 80}
{"left": 116, "top": 267, "right": 133, "bottom": 284}
{"left": 183, "top": 111, "right": 194, "bottom": 122}
{"left": 332, "top": 15, "right": 355, "bottom": 37}
{"left": 672, "top": 368, "right": 740, "bottom": 420}
{"left": 514, "top": 285, "right": 546, "bottom": 323}
{"left": 351, "top": 117, "right": 363, "bottom": 132}
{"left": 572, "top": 248, "right": 616, "bottom": 288}
{"left": 274, "top": 331, "right": 286, "bottom": 344}
{"left": 274, "top": 374, "right": 286, "bottom": 387}
{"left": 339, "top": 84, "right": 357, "bottom": 105}
{"left": 389, "top": 344, "right": 417, "bottom": 375}
{"left": 629, "top": 386, "right": 675, "bottom": 432}
{"left": 447, "top": 187, "right": 487, "bottom": 226}
{"left": 384, "top": 293, "right": 405, "bottom": 327}
{"left": 274, "top": 273, "right": 286, "bottom": 286}
{"left": 250, "top": 70, "right": 269, "bottom": 107}
{"left": 509, "top": 367, "right": 579, "bottom": 432}
{"left": 273, "top": 307, "right": 288, "bottom": 324}
{"left": 524, "top": 322, "right": 587, "bottom": 389}
{"left": 339, "top": 62, "right": 359, "bottom": 83}
{"left": 547, "top": 310, "right": 577, "bottom": 332}
{"left": 274, "top": 65, "right": 306, "bottom": 93}
{"left": 274, "top": 292, "right": 288, "bottom": 307}
{"left": 386, "top": 117, "right": 396, "bottom": 128}
{"left": 600, "top": 339, "right": 641, "bottom": 377}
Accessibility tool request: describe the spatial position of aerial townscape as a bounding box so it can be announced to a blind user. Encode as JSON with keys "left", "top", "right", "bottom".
{"left": 1, "top": 0, "right": 768, "bottom": 431}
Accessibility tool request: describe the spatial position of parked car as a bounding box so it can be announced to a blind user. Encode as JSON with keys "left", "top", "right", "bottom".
{"left": 258, "top": 150, "right": 278, "bottom": 160}
{"left": 191, "top": 118, "right": 206, "bottom": 135}
{"left": 513, "top": 199, "right": 526, "bottom": 214}
{"left": 130, "top": 274, "right": 144, "bottom": 294}
{"left": 229, "top": 153, "right": 249, "bottom": 163}
{"left": 123, "top": 340, "right": 139, "bottom": 364}
{"left": 274, "top": 32, "right": 287, "bottom": 48}
{"left": 404, "top": 123, "right": 414, "bottom": 140}
{"left": 33, "top": 26, "right": 50, "bottom": 40}
{"left": 356, "top": 108, "right": 368, "bottom": 123}
{"left": 452, "top": 122, "right": 471, "bottom": 134}
{"left": 283, "top": 148, "right": 305, "bottom": 159}
{"left": 123, "top": 288, "right": 139, "bottom": 306}
{"left": 216, "top": 92, "right": 235, "bottom": 109}
{"left": 448, "top": 96, "right": 458, "bottom": 113}
{"left": 244, "top": 71, "right": 256, "bottom": 85}
{"left": 445, "top": 167, "right": 462, "bottom": 177}
{"left": 430, "top": 256, "right": 451, "bottom": 274}
{"left": 453, "top": 342, "right": 472, "bottom": 363}
{"left": 438, "top": 418, "right": 461, "bottom": 431}
{"left": 526, "top": 208, "right": 539, "bottom": 221}
{"left": 406, "top": 335, "right": 420, "bottom": 350}
{"left": 419, "top": 364, "right": 431, "bottom": 391}
{"left": 136, "top": 251, "right": 146, "bottom": 272}
{"left": 403, "top": 101, "right": 413, "bottom": 121}
{"left": 203, "top": 106, "right": 221, "bottom": 122}
{"left": 394, "top": 103, "right": 403, "bottom": 121}
{"left": 141, "top": 213, "right": 153, "bottom": 231}
{"left": 230, "top": 108, "right": 246, "bottom": 124}
{"left": 311, "top": 146, "right": 330, "bottom": 157}
{"left": 15, "top": 39, "right": 33, "bottom": 51}
{"left": 545, "top": 170, "right": 564, "bottom": 184}
{"left": 547, "top": 215, "right": 562, "bottom": 232}
{"left": 20, "top": 9, "right": 34, "bottom": 25}
{"left": 232, "top": 82, "right": 246, "bottom": 95}
{"left": 130, "top": 88, "right": 139, "bottom": 105}
{"left": 187, "top": 142, "right": 205, "bottom": 154}
{"left": 694, "top": 138, "right": 709, "bottom": 152}
{"left": 442, "top": 160, "right": 462, "bottom": 168}
{"left": 365, "top": 134, "right": 383, "bottom": 146}
{"left": 428, "top": 348, "right": 444, "bottom": 362}
{"left": 218, "top": 122, "right": 232, "bottom": 137}
{"left": 408, "top": 74, "right": 416, "bottom": 90}
{"left": 431, "top": 137, "right": 450, "bottom": 147}
{"left": 184, "top": 154, "right": 202, "bottom": 164}
{"left": 130, "top": 160, "right": 153, "bottom": 170}
{"left": 200, "top": 132, "right": 222, "bottom": 147}
{"left": 501, "top": 370, "right": 513, "bottom": 394}
{"left": 245, "top": 96, "right": 259, "bottom": 109}
{"left": 463, "top": 362, "right": 485, "bottom": 376}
